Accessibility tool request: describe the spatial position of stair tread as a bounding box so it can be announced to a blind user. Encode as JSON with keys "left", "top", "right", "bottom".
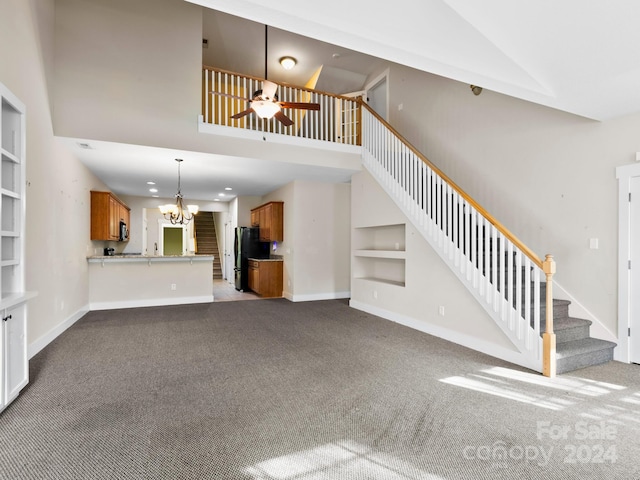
{"left": 547, "top": 316, "right": 592, "bottom": 330}
{"left": 556, "top": 337, "right": 617, "bottom": 358}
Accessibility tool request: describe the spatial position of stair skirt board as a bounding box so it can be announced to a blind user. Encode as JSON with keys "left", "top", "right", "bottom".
{"left": 349, "top": 299, "right": 542, "bottom": 372}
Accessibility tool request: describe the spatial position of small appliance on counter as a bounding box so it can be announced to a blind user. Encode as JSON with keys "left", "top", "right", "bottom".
{"left": 104, "top": 247, "right": 115, "bottom": 256}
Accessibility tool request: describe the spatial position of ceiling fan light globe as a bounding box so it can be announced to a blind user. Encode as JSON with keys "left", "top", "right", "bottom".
{"left": 252, "top": 100, "right": 281, "bottom": 119}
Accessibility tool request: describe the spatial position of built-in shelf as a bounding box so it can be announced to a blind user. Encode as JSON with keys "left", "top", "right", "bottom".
{"left": 354, "top": 249, "right": 406, "bottom": 259}
{"left": 354, "top": 277, "right": 406, "bottom": 288}
{"left": 1, "top": 82, "right": 30, "bottom": 413}
{"left": 353, "top": 224, "right": 406, "bottom": 287}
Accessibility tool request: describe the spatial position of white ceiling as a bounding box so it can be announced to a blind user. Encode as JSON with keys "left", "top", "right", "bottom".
{"left": 73, "top": 0, "right": 640, "bottom": 203}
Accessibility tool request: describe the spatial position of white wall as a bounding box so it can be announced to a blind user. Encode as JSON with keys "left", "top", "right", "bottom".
{"left": 350, "top": 170, "right": 515, "bottom": 351}
{"left": 0, "top": 0, "right": 110, "bottom": 351}
{"left": 386, "top": 64, "right": 640, "bottom": 338}
{"left": 264, "top": 180, "right": 351, "bottom": 301}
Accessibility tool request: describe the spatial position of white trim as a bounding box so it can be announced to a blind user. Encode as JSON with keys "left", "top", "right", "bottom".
{"left": 349, "top": 299, "right": 542, "bottom": 372}
{"left": 28, "top": 304, "right": 89, "bottom": 359}
{"left": 89, "top": 295, "right": 213, "bottom": 311}
{"left": 287, "top": 291, "right": 351, "bottom": 302}
{"left": 615, "top": 163, "right": 640, "bottom": 363}
{"left": 198, "top": 117, "right": 362, "bottom": 155}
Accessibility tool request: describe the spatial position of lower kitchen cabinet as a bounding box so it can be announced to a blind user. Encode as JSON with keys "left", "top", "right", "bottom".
{"left": 248, "top": 259, "right": 283, "bottom": 298}
{"left": 1, "top": 302, "right": 28, "bottom": 412}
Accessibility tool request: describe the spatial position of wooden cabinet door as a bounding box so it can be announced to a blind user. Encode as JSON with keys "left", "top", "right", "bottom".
{"left": 109, "top": 195, "right": 120, "bottom": 240}
{"left": 259, "top": 206, "right": 270, "bottom": 241}
{"left": 250, "top": 210, "right": 259, "bottom": 227}
{"left": 248, "top": 261, "right": 260, "bottom": 293}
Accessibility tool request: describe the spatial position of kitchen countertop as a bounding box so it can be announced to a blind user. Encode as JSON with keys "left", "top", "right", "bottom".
{"left": 87, "top": 254, "right": 213, "bottom": 264}
{"left": 248, "top": 256, "right": 283, "bottom": 262}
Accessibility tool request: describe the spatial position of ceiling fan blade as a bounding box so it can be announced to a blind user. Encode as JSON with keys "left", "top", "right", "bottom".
{"left": 274, "top": 111, "right": 294, "bottom": 127}
{"left": 231, "top": 108, "right": 254, "bottom": 120}
{"left": 210, "top": 91, "right": 248, "bottom": 102}
{"left": 279, "top": 102, "right": 321, "bottom": 111}
{"left": 262, "top": 80, "right": 278, "bottom": 101}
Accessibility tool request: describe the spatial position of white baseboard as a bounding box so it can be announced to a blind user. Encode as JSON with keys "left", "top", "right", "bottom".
{"left": 28, "top": 304, "right": 90, "bottom": 359}
{"left": 89, "top": 295, "right": 214, "bottom": 311}
{"left": 349, "top": 300, "right": 541, "bottom": 373}
{"left": 288, "top": 291, "right": 350, "bottom": 302}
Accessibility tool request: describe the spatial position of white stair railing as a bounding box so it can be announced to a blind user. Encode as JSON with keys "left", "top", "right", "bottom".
{"left": 361, "top": 106, "right": 556, "bottom": 374}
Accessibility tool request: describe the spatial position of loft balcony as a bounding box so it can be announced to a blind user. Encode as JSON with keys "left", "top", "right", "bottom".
{"left": 199, "top": 66, "right": 362, "bottom": 153}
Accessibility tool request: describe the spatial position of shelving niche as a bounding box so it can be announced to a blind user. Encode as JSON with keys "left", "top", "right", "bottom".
{"left": 1, "top": 82, "right": 31, "bottom": 413}
{"left": 353, "top": 223, "right": 406, "bottom": 287}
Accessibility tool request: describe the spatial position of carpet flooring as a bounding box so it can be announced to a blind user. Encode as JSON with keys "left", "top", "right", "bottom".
{"left": 1, "top": 299, "right": 639, "bottom": 479}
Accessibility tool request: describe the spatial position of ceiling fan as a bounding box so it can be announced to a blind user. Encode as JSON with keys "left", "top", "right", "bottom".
{"left": 211, "top": 25, "right": 320, "bottom": 127}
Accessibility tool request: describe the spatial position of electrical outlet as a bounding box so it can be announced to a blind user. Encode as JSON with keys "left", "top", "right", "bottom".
{"left": 373, "top": 290, "right": 378, "bottom": 299}
{"left": 171, "top": 284, "right": 176, "bottom": 291}
{"left": 439, "top": 306, "right": 445, "bottom": 316}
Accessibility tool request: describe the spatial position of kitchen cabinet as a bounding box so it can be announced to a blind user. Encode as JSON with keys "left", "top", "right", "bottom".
{"left": 250, "top": 201, "right": 283, "bottom": 242}
{"left": 247, "top": 259, "right": 283, "bottom": 298}
{"left": 2, "top": 303, "right": 28, "bottom": 411}
{"left": 0, "top": 82, "right": 33, "bottom": 413}
{"left": 91, "top": 191, "right": 130, "bottom": 241}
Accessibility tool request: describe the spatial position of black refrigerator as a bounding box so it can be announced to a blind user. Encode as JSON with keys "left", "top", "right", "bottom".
{"left": 234, "top": 227, "right": 270, "bottom": 291}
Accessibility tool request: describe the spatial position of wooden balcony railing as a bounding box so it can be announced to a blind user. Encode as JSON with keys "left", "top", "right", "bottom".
{"left": 202, "top": 66, "right": 362, "bottom": 146}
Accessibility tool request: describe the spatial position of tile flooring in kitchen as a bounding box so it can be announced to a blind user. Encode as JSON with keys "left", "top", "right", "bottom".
{"left": 212, "top": 279, "right": 262, "bottom": 302}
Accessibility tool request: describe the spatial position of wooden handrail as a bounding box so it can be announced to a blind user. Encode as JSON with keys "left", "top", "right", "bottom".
{"left": 360, "top": 100, "right": 544, "bottom": 270}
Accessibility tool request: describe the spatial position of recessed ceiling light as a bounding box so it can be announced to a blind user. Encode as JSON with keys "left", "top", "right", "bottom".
{"left": 214, "top": 199, "right": 220, "bottom": 202}
{"left": 147, "top": 181, "right": 156, "bottom": 185}
{"left": 218, "top": 193, "right": 225, "bottom": 197}
{"left": 225, "top": 187, "right": 232, "bottom": 191}
{"left": 149, "top": 188, "right": 158, "bottom": 193}
{"left": 151, "top": 195, "right": 159, "bottom": 198}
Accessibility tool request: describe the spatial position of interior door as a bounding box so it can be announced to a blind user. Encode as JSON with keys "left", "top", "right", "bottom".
{"left": 630, "top": 176, "right": 640, "bottom": 363}
{"left": 366, "top": 76, "right": 388, "bottom": 120}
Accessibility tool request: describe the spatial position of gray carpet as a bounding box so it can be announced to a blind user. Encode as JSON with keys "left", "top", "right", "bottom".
{"left": 1, "top": 299, "right": 639, "bottom": 479}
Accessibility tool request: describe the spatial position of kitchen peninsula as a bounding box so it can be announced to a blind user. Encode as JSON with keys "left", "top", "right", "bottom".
{"left": 87, "top": 254, "right": 214, "bottom": 310}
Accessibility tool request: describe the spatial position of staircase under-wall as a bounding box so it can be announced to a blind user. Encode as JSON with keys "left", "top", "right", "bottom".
{"left": 194, "top": 212, "right": 223, "bottom": 280}
{"left": 360, "top": 106, "right": 616, "bottom": 375}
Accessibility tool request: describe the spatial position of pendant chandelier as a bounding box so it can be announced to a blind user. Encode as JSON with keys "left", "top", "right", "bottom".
{"left": 159, "top": 158, "right": 199, "bottom": 225}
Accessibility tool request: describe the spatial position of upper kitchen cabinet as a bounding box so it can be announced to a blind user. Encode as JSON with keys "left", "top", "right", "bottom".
{"left": 251, "top": 201, "right": 283, "bottom": 242}
{"left": 90, "top": 191, "right": 130, "bottom": 241}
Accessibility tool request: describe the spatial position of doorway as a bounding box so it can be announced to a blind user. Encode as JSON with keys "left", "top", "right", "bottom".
{"left": 365, "top": 71, "right": 389, "bottom": 120}
{"left": 616, "top": 163, "right": 640, "bottom": 364}
{"left": 159, "top": 224, "right": 186, "bottom": 256}
{"left": 630, "top": 176, "right": 640, "bottom": 363}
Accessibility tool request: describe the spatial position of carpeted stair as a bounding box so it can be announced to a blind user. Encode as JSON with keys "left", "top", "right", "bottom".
{"left": 194, "top": 212, "right": 223, "bottom": 279}
{"left": 490, "top": 253, "right": 616, "bottom": 374}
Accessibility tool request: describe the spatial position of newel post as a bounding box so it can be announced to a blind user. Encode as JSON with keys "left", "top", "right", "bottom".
{"left": 542, "top": 254, "right": 557, "bottom": 377}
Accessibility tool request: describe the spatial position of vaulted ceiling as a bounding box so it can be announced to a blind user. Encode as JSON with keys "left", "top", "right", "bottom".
{"left": 190, "top": 0, "right": 640, "bottom": 121}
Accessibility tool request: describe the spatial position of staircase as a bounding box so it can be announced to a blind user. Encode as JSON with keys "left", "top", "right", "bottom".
{"left": 194, "top": 212, "right": 223, "bottom": 280}
{"left": 493, "top": 255, "right": 616, "bottom": 374}
{"left": 361, "top": 106, "right": 615, "bottom": 375}
{"left": 542, "top": 300, "right": 616, "bottom": 374}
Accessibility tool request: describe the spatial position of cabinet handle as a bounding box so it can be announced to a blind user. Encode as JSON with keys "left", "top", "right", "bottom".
{"left": 3, "top": 314, "right": 11, "bottom": 322}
